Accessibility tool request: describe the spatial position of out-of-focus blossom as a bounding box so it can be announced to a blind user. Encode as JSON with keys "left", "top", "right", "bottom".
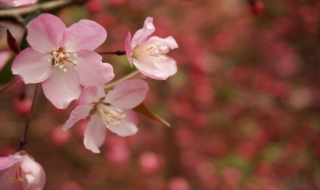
{"left": 138, "top": 152, "right": 162, "bottom": 173}
{"left": 61, "top": 79, "right": 149, "bottom": 153}
{"left": 0, "top": 22, "right": 25, "bottom": 50}
{"left": 0, "top": 51, "right": 11, "bottom": 71}
{"left": 13, "top": 97, "right": 32, "bottom": 116}
{"left": 11, "top": 13, "right": 114, "bottom": 109}
{"left": 51, "top": 127, "right": 71, "bottom": 146}
{"left": 0, "top": 151, "right": 45, "bottom": 190}
{"left": 125, "top": 17, "right": 178, "bottom": 80}
{"left": 168, "top": 177, "right": 190, "bottom": 190}
{"left": 0, "top": 0, "right": 37, "bottom": 7}
{"left": 249, "top": 0, "right": 264, "bottom": 15}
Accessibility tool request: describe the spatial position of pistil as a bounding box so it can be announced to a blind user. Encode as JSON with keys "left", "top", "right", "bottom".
{"left": 47, "top": 48, "right": 78, "bottom": 72}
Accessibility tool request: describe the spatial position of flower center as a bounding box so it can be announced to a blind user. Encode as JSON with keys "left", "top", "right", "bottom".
{"left": 96, "top": 103, "right": 126, "bottom": 127}
{"left": 47, "top": 47, "right": 77, "bottom": 72}
{"left": 7, "top": 163, "right": 26, "bottom": 183}
{"left": 132, "top": 43, "right": 168, "bottom": 61}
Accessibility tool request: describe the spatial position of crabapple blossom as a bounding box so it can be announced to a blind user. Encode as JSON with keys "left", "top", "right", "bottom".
{"left": 0, "top": 0, "right": 37, "bottom": 7}
{"left": 125, "top": 17, "right": 178, "bottom": 80}
{"left": 0, "top": 151, "right": 46, "bottom": 190}
{"left": 61, "top": 79, "right": 149, "bottom": 153}
{"left": 11, "top": 13, "right": 114, "bottom": 109}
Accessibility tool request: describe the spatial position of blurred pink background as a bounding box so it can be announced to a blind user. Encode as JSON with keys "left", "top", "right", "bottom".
{"left": 0, "top": 0, "right": 319, "bottom": 189}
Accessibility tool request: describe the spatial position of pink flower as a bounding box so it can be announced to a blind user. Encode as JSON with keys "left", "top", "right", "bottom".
{"left": 0, "top": 151, "right": 46, "bottom": 190}
{"left": 125, "top": 17, "right": 178, "bottom": 80}
{"left": 61, "top": 79, "right": 149, "bottom": 153}
{"left": 0, "top": 0, "right": 37, "bottom": 7}
{"left": 11, "top": 13, "right": 114, "bottom": 109}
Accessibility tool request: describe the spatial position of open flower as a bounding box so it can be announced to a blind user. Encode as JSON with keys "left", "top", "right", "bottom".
{"left": 11, "top": 13, "right": 114, "bottom": 109}
{"left": 0, "top": 151, "right": 46, "bottom": 190}
{"left": 0, "top": 0, "right": 37, "bottom": 7}
{"left": 125, "top": 17, "right": 178, "bottom": 80}
{"left": 61, "top": 79, "right": 149, "bottom": 153}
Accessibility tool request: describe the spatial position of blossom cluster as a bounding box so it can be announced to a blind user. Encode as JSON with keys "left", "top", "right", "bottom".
{"left": 1, "top": 9, "right": 177, "bottom": 189}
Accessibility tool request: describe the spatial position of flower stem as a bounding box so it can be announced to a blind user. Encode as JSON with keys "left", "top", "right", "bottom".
{"left": 0, "top": 78, "right": 20, "bottom": 95}
{"left": 104, "top": 70, "right": 140, "bottom": 90}
{"left": 18, "top": 84, "right": 39, "bottom": 151}
{"left": 98, "top": 50, "right": 126, "bottom": 56}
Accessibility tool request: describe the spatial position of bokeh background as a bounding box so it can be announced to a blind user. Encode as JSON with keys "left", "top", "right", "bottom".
{"left": 0, "top": 0, "right": 319, "bottom": 190}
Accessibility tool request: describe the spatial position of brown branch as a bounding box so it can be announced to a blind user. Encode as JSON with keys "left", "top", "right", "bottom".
{"left": 0, "top": 77, "right": 20, "bottom": 95}
{"left": 17, "top": 84, "right": 39, "bottom": 151}
{"left": 0, "top": 0, "right": 88, "bottom": 23}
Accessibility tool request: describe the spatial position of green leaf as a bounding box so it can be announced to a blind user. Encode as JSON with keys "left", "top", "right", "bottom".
{"left": 133, "top": 103, "right": 171, "bottom": 127}
{"left": 20, "top": 9, "right": 42, "bottom": 50}
{"left": 24, "top": 9, "right": 42, "bottom": 26}
{"left": 0, "top": 56, "right": 14, "bottom": 85}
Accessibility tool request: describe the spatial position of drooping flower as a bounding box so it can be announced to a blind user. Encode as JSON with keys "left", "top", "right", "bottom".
{"left": 61, "top": 79, "right": 149, "bottom": 153}
{"left": 0, "top": 0, "right": 37, "bottom": 7}
{"left": 125, "top": 17, "right": 178, "bottom": 80}
{"left": 11, "top": 13, "right": 114, "bottom": 109}
{"left": 0, "top": 151, "right": 46, "bottom": 190}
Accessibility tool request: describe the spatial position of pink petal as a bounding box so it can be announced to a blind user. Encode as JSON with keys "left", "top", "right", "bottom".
{"left": 84, "top": 113, "right": 107, "bottom": 153}
{"left": 123, "top": 109, "right": 139, "bottom": 125}
{"left": 154, "top": 56, "right": 177, "bottom": 77}
{"left": 42, "top": 67, "right": 81, "bottom": 109}
{"left": 125, "top": 32, "right": 133, "bottom": 65}
{"left": 61, "top": 20, "right": 107, "bottom": 52}
{"left": 74, "top": 50, "right": 114, "bottom": 86}
{"left": 20, "top": 155, "right": 45, "bottom": 190}
{"left": 0, "top": 156, "right": 22, "bottom": 170}
{"left": 79, "top": 86, "right": 106, "bottom": 104}
{"left": 0, "top": 168, "right": 27, "bottom": 190}
{"left": 107, "top": 110, "right": 138, "bottom": 137}
{"left": 0, "top": 0, "right": 37, "bottom": 7}
{"left": 131, "top": 17, "right": 155, "bottom": 47}
{"left": 145, "top": 36, "right": 178, "bottom": 51}
{"left": 132, "top": 57, "right": 169, "bottom": 80}
{"left": 26, "top": 14, "right": 66, "bottom": 53}
{"left": 61, "top": 104, "right": 92, "bottom": 131}
{"left": 11, "top": 47, "right": 52, "bottom": 84}
{"left": 105, "top": 79, "right": 149, "bottom": 109}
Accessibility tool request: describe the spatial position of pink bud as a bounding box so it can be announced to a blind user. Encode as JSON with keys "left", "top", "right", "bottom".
{"left": 13, "top": 97, "right": 32, "bottom": 116}
{"left": 168, "top": 177, "right": 190, "bottom": 190}
{"left": 139, "top": 152, "right": 162, "bottom": 174}
{"left": 51, "top": 127, "right": 71, "bottom": 145}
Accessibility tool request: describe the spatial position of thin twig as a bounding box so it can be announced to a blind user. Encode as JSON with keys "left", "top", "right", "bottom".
{"left": 99, "top": 50, "right": 126, "bottom": 56}
{"left": 104, "top": 70, "right": 140, "bottom": 90}
{"left": 0, "top": 77, "right": 20, "bottom": 95}
{"left": 0, "top": 0, "right": 87, "bottom": 23}
{"left": 18, "top": 83, "right": 39, "bottom": 151}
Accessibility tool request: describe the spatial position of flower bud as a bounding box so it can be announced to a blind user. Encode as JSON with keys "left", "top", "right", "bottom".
{"left": 0, "top": 151, "right": 46, "bottom": 190}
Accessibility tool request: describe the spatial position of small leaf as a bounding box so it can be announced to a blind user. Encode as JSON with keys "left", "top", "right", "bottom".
{"left": 6, "top": 29, "right": 20, "bottom": 55}
{"left": 23, "top": 9, "right": 42, "bottom": 26}
{"left": 133, "top": 103, "right": 171, "bottom": 127}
